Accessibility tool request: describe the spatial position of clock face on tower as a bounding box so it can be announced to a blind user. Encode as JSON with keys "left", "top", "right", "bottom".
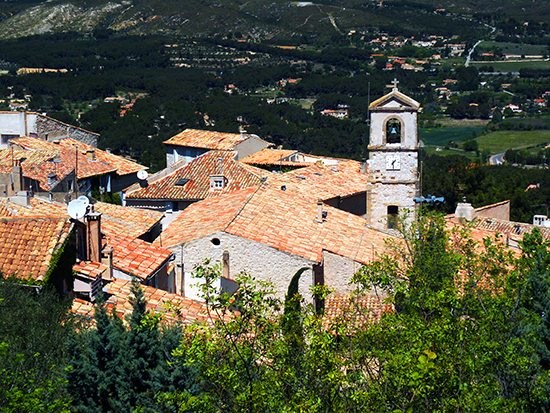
{"left": 386, "top": 154, "right": 401, "bottom": 171}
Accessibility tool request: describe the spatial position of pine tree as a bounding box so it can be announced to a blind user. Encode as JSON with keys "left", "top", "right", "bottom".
{"left": 67, "top": 295, "right": 130, "bottom": 412}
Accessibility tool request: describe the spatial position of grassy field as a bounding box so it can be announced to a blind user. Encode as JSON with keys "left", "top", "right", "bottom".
{"left": 472, "top": 60, "right": 550, "bottom": 72}
{"left": 419, "top": 126, "right": 485, "bottom": 147}
{"left": 476, "top": 130, "right": 550, "bottom": 154}
{"left": 479, "top": 41, "right": 548, "bottom": 56}
{"left": 422, "top": 146, "right": 476, "bottom": 160}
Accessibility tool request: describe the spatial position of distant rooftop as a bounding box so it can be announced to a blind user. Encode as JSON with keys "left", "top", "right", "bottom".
{"left": 163, "top": 128, "right": 270, "bottom": 150}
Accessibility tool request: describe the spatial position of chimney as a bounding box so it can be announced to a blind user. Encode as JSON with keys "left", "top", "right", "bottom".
{"left": 101, "top": 247, "right": 114, "bottom": 281}
{"left": 222, "top": 250, "right": 230, "bottom": 279}
{"left": 85, "top": 208, "right": 102, "bottom": 262}
{"left": 315, "top": 200, "right": 323, "bottom": 223}
{"left": 9, "top": 191, "right": 30, "bottom": 206}
{"left": 85, "top": 149, "right": 96, "bottom": 161}
{"left": 47, "top": 172, "right": 57, "bottom": 187}
{"left": 11, "top": 165, "right": 23, "bottom": 193}
{"left": 454, "top": 202, "right": 475, "bottom": 221}
{"left": 360, "top": 159, "right": 368, "bottom": 174}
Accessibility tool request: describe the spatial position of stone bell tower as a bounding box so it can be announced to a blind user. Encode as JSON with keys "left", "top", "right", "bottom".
{"left": 366, "top": 80, "right": 420, "bottom": 230}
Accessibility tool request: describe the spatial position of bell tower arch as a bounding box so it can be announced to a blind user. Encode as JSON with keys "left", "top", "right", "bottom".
{"left": 366, "top": 80, "right": 420, "bottom": 230}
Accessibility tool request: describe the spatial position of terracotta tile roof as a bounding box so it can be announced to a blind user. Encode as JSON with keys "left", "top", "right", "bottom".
{"left": 0, "top": 149, "right": 75, "bottom": 191}
{"left": 155, "top": 187, "right": 257, "bottom": 248}
{"left": 93, "top": 202, "right": 163, "bottom": 239}
{"left": 52, "top": 138, "right": 145, "bottom": 176}
{"left": 0, "top": 197, "right": 162, "bottom": 239}
{"left": 467, "top": 216, "right": 550, "bottom": 242}
{"left": 126, "top": 150, "right": 263, "bottom": 201}
{"left": 72, "top": 279, "right": 229, "bottom": 325}
{"left": 474, "top": 200, "right": 510, "bottom": 213}
{"left": 265, "top": 162, "right": 368, "bottom": 202}
{"left": 103, "top": 231, "right": 173, "bottom": 280}
{"left": 73, "top": 260, "right": 108, "bottom": 279}
{"left": 0, "top": 216, "right": 72, "bottom": 281}
{"left": 163, "top": 128, "right": 269, "bottom": 150}
{"left": 323, "top": 294, "right": 393, "bottom": 329}
{"left": 240, "top": 149, "right": 312, "bottom": 167}
{"left": 9, "top": 136, "right": 116, "bottom": 180}
{"left": 157, "top": 183, "right": 393, "bottom": 265}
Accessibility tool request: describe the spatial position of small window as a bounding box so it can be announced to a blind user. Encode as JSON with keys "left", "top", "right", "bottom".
{"left": 386, "top": 118, "right": 402, "bottom": 144}
{"left": 211, "top": 238, "right": 221, "bottom": 246}
{"left": 387, "top": 205, "right": 399, "bottom": 229}
{"left": 210, "top": 176, "right": 225, "bottom": 189}
{"left": 1, "top": 134, "right": 19, "bottom": 144}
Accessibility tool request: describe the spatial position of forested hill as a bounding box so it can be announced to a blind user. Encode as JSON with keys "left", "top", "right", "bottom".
{"left": 0, "top": 0, "right": 545, "bottom": 42}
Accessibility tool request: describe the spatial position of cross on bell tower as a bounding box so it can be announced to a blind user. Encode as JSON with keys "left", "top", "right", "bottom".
{"left": 391, "top": 78, "right": 399, "bottom": 91}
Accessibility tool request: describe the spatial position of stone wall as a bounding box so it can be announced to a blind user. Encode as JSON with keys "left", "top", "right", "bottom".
{"left": 36, "top": 115, "right": 98, "bottom": 147}
{"left": 322, "top": 250, "right": 363, "bottom": 295}
{"left": 367, "top": 181, "right": 419, "bottom": 229}
{"left": 170, "top": 231, "right": 315, "bottom": 301}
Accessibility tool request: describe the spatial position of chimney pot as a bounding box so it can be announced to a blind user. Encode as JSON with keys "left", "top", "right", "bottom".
{"left": 316, "top": 200, "right": 324, "bottom": 223}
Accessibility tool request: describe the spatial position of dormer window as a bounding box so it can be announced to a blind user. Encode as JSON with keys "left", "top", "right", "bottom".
{"left": 385, "top": 118, "right": 402, "bottom": 144}
{"left": 210, "top": 175, "right": 226, "bottom": 189}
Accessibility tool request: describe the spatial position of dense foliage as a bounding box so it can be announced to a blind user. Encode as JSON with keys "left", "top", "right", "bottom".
{"left": 66, "top": 280, "right": 198, "bottom": 412}
{"left": 166, "top": 215, "right": 550, "bottom": 411}
{"left": 0, "top": 278, "right": 74, "bottom": 412}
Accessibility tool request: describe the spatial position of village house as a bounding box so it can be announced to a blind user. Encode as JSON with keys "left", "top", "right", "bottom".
{"left": 71, "top": 278, "right": 229, "bottom": 325}
{"left": 239, "top": 148, "right": 343, "bottom": 171}
{"left": 5, "top": 136, "right": 146, "bottom": 199}
{"left": 0, "top": 194, "right": 174, "bottom": 299}
{"left": 123, "top": 150, "right": 267, "bottom": 228}
{"left": 0, "top": 111, "right": 98, "bottom": 148}
{"left": 154, "top": 183, "right": 395, "bottom": 303}
{"left": 0, "top": 216, "right": 73, "bottom": 293}
{"left": 0, "top": 195, "right": 163, "bottom": 242}
{"left": 163, "top": 128, "right": 271, "bottom": 167}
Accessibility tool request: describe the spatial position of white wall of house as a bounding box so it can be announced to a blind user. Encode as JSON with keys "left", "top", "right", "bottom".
{"left": 171, "top": 231, "right": 315, "bottom": 302}
{"left": 322, "top": 250, "right": 364, "bottom": 295}
{"left": 183, "top": 271, "right": 239, "bottom": 301}
{"left": 0, "top": 112, "right": 37, "bottom": 148}
{"left": 234, "top": 136, "right": 270, "bottom": 160}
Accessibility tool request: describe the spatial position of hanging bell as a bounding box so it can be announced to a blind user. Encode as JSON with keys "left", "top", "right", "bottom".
{"left": 389, "top": 126, "right": 398, "bottom": 135}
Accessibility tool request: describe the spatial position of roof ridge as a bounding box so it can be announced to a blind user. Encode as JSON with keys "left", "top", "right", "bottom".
{"left": 221, "top": 185, "right": 264, "bottom": 233}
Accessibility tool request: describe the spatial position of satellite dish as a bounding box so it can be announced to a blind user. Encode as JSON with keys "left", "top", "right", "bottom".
{"left": 137, "top": 170, "right": 149, "bottom": 180}
{"left": 77, "top": 195, "right": 90, "bottom": 207}
{"left": 67, "top": 200, "right": 87, "bottom": 219}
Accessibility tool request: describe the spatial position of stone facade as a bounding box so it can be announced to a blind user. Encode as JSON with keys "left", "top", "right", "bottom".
{"left": 36, "top": 115, "right": 98, "bottom": 147}
{"left": 367, "top": 87, "right": 420, "bottom": 230}
{"left": 322, "top": 250, "right": 363, "bottom": 295}
{"left": 170, "top": 231, "right": 315, "bottom": 301}
{"left": 0, "top": 112, "right": 98, "bottom": 149}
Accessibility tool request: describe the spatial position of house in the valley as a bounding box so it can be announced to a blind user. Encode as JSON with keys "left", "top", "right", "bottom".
{"left": 154, "top": 183, "right": 396, "bottom": 303}
{"left": 163, "top": 128, "right": 271, "bottom": 167}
